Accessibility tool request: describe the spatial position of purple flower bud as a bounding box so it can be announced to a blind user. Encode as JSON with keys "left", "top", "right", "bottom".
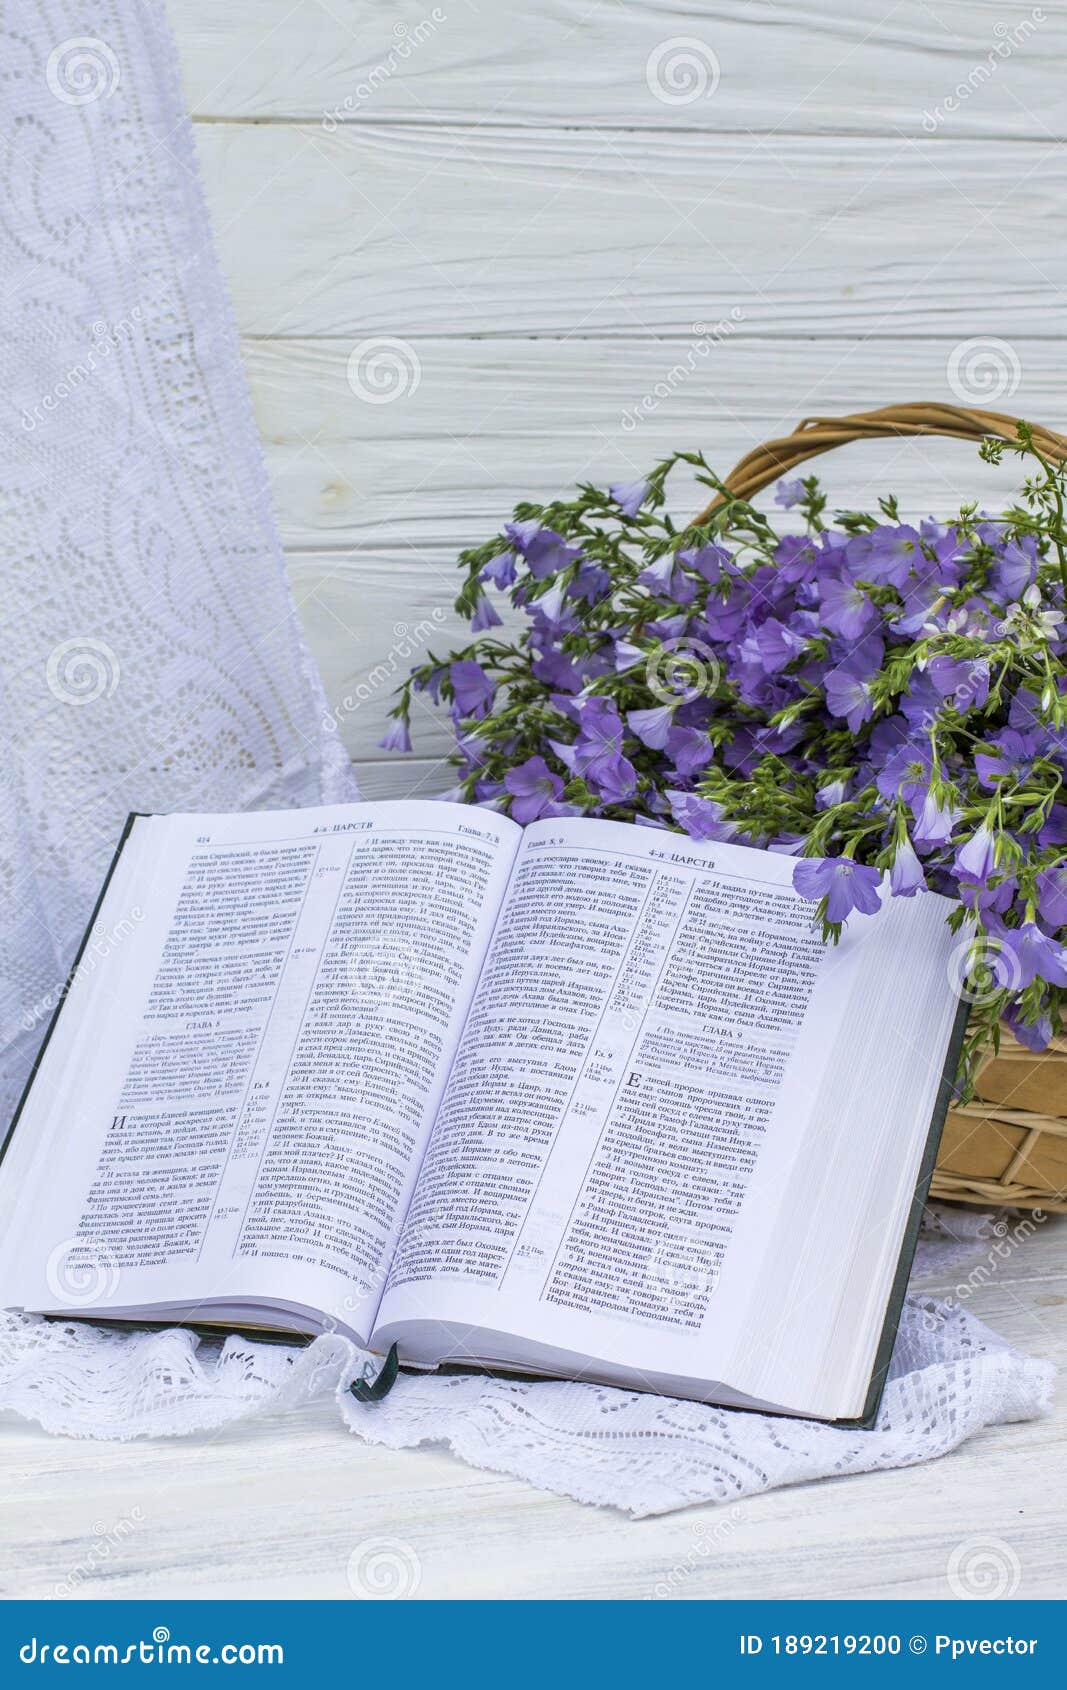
{"left": 958, "top": 875, "right": 1017, "bottom": 915}
{"left": 889, "top": 834, "right": 926, "bottom": 897}
{"left": 815, "top": 778, "right": 848, "bottom": 811}
{"left": 1005, "top": 1001, "right": 1054, "bottom": 1052}
{"left": 481, "top": 550, "right": 517, "bottom": 590}
{"left": 991, "top": 536, "right": 1038, "bottom": 601}
{"left": 416, "top": 665, "right": 447, "bottom": 704}
{"left": 767, "top": 833, "right": 808, "bottom": 855}
{"left": 638, "top": 553, "right": 697, "bottom": 603}
{"left": 954, "top": 821, "right": 997, "bottom": 884}
{"left": 911, "top": 787, "right": 958, "bottom": 848}
{"left": 503, "top": 518, "right": 541, "bottom": 551}
{"left": 470, "top": 592, "right": 502, "bottom": 631}
{"left": 378, "top": 718, "right": 412, "bottom": 755}
{"left": 608, "top": 478, "right": 649, "bottom": 517}
{"left": 527, "top": 582, "right": 579, "bottom": 638}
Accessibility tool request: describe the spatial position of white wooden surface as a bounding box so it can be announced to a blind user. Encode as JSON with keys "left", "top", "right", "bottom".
{"left": 4, "top": 1221, "right": 1065, "bottom": 1600}
{"left": 5, "top": 0, "right": 1066, "bottom": 1599}
{"left": 179, "top": 2, "right": 1067, "bottom": 778}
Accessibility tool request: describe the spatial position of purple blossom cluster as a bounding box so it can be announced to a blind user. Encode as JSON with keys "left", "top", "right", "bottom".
{"left": 391, "top": 447, "right": 1067, "bottom": 1060}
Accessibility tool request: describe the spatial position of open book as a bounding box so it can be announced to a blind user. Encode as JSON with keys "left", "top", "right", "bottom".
{"left": 0, "top": 800, "right": 967, "bottom": 1424}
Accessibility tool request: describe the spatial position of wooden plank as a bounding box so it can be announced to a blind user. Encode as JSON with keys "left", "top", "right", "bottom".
{"left": 4, "top": 1215, "right": 1064, "bottom": 1598}
{"left": 288, "top": 546, "right": 527, "bottom": 764}
{"left": 350, "top": 755, "right": 453, "bottom": 799}
{"left": 252, "top": 336, "right": 1064, "bottom": 549}
{"left": 196, "top": 124, "right": 1067, "bottom": 339}
{"left": 288, "top": 547, "right": 463, "bottom": 763}
{"left": 172, "top": 0, "right": 1064, "bottom": 138}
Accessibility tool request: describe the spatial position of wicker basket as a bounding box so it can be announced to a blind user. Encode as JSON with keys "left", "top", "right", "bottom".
{"left": 704, "top": 401, "right": 1067, "bottom": 1213}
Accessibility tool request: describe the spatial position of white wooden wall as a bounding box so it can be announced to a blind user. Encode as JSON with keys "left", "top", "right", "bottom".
{"left": 171, "top": 0, "right": 1066, "bottom": 799}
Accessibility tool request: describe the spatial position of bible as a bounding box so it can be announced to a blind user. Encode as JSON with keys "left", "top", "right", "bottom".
{"left": 0, "top": 799, "right": 967, "bottom": 1424}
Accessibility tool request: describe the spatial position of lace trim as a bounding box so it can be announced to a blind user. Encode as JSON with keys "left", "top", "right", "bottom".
{"left": 0, "top": 1283, "right": 1052, "bottom": 1517}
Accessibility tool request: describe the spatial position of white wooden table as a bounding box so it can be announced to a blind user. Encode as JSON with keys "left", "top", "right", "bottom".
{"left": 5, "top": 0, "right": 1066, "bottom": 1598}
{"left": 4, "top": 1222, "right": 1065, "bottom": 1599}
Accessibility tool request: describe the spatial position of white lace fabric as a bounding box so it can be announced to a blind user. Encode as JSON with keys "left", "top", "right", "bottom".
{"left": 0, "top": 0, "right": 354, "bottom": 1126}
{"left": 0, "top": 0, "right": 1053, "bottom": 1518}
{"left": 340, "top": 1296, "right": 1053, "bottom": 1517}
{"left": 0, "top": 1270, "right": 1052, "bottom": 1518}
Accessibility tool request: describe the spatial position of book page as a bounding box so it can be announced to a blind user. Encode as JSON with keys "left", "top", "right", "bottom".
{"left": 375, "top": 815, "right": 866, "bottom": 1381}
{"left": 0, "top": 801, "right": 519, "bottom": 1343}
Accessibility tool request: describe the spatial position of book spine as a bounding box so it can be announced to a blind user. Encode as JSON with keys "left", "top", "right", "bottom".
{"left": 0, "top": 812, "right": 145, "bottom": 1167}
{"left": 853, "top": 994, "right": 972, "bottom": 1429}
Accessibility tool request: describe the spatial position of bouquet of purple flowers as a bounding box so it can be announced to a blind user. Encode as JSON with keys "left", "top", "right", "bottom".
{"left": 387, "top": 422, "right": 1067, "bottom": 1077}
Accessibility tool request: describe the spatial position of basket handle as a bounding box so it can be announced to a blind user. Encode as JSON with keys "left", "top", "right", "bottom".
{"left": 693, "top": 401, "right": 1067, "bottom": 523}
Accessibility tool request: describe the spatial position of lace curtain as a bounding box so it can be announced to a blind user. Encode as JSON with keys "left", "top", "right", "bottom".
{"left": 0, "top": 0, "right": 355, "bottom": 1127}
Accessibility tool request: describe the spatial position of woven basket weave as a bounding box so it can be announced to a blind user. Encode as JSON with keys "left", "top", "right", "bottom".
{"left": 705, "top": 402, "right": 1067, "bottom": 1212}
